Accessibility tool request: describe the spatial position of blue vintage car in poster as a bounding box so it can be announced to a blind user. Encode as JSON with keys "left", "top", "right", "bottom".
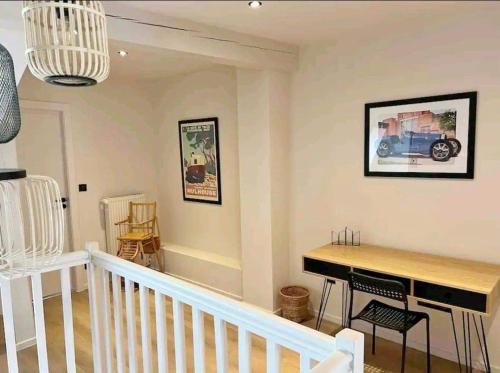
{"left": 376, "top": 131, "right": 461, "bottom": 162}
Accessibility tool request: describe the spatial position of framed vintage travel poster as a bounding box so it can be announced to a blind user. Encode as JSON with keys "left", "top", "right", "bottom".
{"left": 364, "top": 92, "right": 477, "bottom": 179}
{"left": 178, "top": 117, "right": 222, "bottom": 204}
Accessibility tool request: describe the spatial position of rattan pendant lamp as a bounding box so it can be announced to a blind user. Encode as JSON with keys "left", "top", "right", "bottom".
{"left": 22, "top": 0, "right": 110, "bottom": 87}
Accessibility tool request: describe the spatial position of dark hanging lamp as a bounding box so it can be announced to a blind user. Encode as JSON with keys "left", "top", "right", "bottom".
{"left": 0, "top": 44, "right": 25, "bottom": 181}
{"left": 0, "top": 43, "right": 21, "bottom": 144}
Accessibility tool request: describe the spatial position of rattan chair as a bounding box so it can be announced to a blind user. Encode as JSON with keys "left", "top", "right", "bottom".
{"left": 115, "top": 201, "right": 164, "bottom": 272}
{"left": 347, "top": 271, "right": 431, "bottom": 373}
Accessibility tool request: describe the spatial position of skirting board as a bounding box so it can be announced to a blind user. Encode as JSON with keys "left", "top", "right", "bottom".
{"left": 161, "top": 243, "right": 242, "bottom": 299}
{"left": 314, "top": 309, "right": 499, "bottom": 373}
{"left": 165, "top": 271, "right": 242, "bottom": 301}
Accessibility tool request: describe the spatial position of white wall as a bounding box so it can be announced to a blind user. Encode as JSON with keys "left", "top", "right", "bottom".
{"left": 18, "top": 73, "right": 159, "bottom": 255}
{"left": 152, "top": 66, "right": 242, "bottom": 297}
{"left": 237, "top": 69, "right": 275, "bottom": 310}
{"left": 289, "top": 11, "right": 500, "bottom": 370}
{"left": 269, "top": 72, "right": 291, "bottom": 309}
{"left": 237, "top": 69, "right": 291, "bottom": 311}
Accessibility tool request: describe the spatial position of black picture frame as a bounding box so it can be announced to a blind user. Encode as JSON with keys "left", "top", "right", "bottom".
{"left": 178, "top": 117, "right": 222, "bottom": 205}
{"left": 364, "top": 92, "right": 477, "bottom": 179}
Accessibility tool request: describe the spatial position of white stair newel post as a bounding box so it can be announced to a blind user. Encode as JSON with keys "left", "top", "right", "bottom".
{"left": 335, "top": 329, "right": 364, "bottom": 373}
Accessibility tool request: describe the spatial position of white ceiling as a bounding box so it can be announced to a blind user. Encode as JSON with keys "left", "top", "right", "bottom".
{"left": 111, "top": 1, "right": 500, "bottom": 46}
{"left": 108, "top": 39, "right": 215, "bottom": 82}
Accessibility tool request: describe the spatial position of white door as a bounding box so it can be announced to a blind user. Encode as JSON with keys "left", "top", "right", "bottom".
{"left": 16, "top": 106, "right": 72, "bottom": 297}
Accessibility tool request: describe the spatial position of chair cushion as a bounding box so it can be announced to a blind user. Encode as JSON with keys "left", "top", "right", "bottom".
{"left": 117, "top": 232, "right": 152, "bottom": 240}
{"left": 352, "top": 300, "right": 428, "bottom": 332}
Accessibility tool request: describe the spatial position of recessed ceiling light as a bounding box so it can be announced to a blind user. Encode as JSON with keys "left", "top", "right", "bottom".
{"left": 248, "top": 1, "right": 262, "bottom": 9}
{"left": 117, "top": 50, "right": 128, "bottom": 57}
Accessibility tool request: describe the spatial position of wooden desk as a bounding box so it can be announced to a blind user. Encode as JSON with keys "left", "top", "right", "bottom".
{"left": 304, "top": 244, "right": 500, "bottom": 315}
{"left": 303, "top": 244, "right": 500, "bottom": 372}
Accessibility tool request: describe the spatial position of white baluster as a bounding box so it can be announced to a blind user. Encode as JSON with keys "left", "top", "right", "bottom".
{"left": 266, "top": 340, "right": 281, "bottom": 373}
{"left": 80, "top": 248, "right": 364, "bottom": 373}
{"left": 172, "top": 299, "right": 186, "bottom": 373}
{"left": 214, "top": 317, "right": 228, "bottom": 373}
{"left": 300, "top": 354, "right": 313, "bottom": 373}
{"left": 155, "top": 291, "right": 168, "bottom": 373}
{"left": 87, "top": 244, "right": 104, "bottom": 373}
{"left": 311, "top": 351, "right": 354, "bottom": 373}
{"left": 125, "top": 279, "right": 137, "bottom": 373}
{"left": 139, "top": 284, "right": 152, "bottom": 373}
{"left": 100, "top": 268, "right": 113, "bottom": 373}
{"left": 192, "top": 306, "right": 206, "bottom": 373}
{"left": 238, "top": 326, "right": 252, "bottom": 373}
{"left": 61, "top": 267, "right": 76, "bottom": 373}
{"left": 0, "top": 278, "right": 19, "bottom": 373}
{"left": 32, "top": 273, "right": 49, "bottom": 372}
{"left": 111, "top": 273, "right": 125, "bottom": 373}
{"left": 335, "top": 328, "right": 364, "bottom": 373}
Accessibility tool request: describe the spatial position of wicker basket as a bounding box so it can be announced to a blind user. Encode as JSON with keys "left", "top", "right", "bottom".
{"left": 280, "top": 286, "right": 310, "bottom": 323}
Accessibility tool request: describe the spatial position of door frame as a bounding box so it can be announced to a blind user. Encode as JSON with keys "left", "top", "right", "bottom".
{"left": 19, "top": 99, "right": 85, "bottom": 291}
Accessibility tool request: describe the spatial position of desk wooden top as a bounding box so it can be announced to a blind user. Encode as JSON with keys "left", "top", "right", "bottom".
{"left": 304, "top": 244, "right": 500, "bottom": 295}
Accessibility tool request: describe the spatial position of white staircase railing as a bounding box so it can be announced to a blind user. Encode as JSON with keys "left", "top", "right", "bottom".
{"left": 0, "top": 242, "right": 364, "bottom": 373}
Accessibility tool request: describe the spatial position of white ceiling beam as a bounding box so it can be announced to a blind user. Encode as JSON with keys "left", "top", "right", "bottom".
{"left": 0, "top": 1, "right": 297, "bottom": 80}
{"left": 103, "top": 2, "right": 298, "bottom": 71}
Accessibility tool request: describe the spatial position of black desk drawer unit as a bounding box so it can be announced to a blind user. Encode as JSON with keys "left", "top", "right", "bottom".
{"left": 414, "top": 281, "right": 487, "bottom": 313}
{"left": 303, "top": 257, "right": 350, "bottom": 281}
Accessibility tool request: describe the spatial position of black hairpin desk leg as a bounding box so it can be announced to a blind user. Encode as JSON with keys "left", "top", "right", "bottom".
{"left": 450, "top": 312, "right": 462, "bottom": 373}
{"left": 341, "top": 282, "right": 349, "bottom": 328}
{"left": 471, "top": 315, "right": 491, "bottom": 373}
{"left": 418, "top": 301, "right": 464, "bottom": 373}
{"left": 462, "top": 312, "right": 471, "bottom": 373}
{"left": 480, "top": 316, "right": 492, "bottom": 373}
{"left": 467, "top": 313, "right": 472, "bottom": 373}
{"left": 460, "top": 312, "right": 492, "bottom": 373}
{"left": 315, "top": 279, "right": 334, "bottom": 330}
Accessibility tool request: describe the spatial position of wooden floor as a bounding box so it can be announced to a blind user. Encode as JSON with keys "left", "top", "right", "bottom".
{"left": 0, "top": 290, "right": 473, "bottom": 372}
{"left": 306, "top": 318, "right": 479, "bottom": 373}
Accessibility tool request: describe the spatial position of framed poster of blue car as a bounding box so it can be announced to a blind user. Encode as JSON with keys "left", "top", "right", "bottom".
{"left": 364, "top": 92, "right": 477, "bottom": 179}
{"left": 178, "top": 117, "right": 222, "bottom": 204}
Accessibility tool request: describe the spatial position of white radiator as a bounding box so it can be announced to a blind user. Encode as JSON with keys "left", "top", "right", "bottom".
{"left": 101, "top": 193, "right": 145, "bottom": 255}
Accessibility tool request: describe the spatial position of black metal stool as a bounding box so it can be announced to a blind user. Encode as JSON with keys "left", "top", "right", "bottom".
{"left": 348, "top": 271, "right": 431, "bottom": 373}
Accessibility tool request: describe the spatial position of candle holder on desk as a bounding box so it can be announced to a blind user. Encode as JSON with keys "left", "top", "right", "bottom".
{"left": 331, "top": 227, "right": 360, "bottom": 246}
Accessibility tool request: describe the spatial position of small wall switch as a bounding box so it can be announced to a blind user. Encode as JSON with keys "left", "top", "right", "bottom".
{"left": 78, "top": 184, "right": 87, "bottom": 192}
